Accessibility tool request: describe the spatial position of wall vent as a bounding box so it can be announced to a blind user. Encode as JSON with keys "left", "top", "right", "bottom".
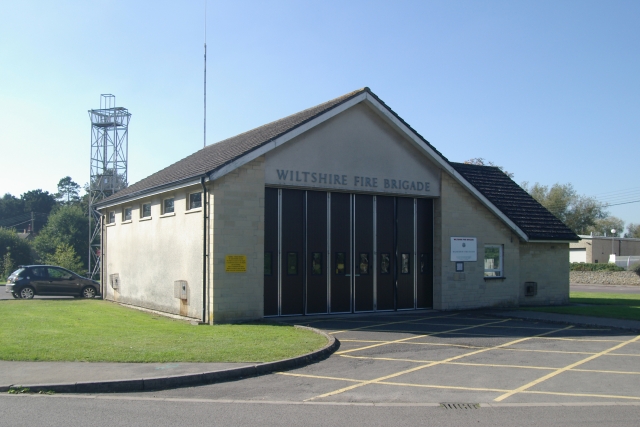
{"left": 109, "top": 273, "right": 120, "bottom": 290}
{"left": 525, "top": 281, "right": 537, "bottom": 297}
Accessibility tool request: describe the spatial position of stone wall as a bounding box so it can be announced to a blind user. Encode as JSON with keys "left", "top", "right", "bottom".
{"left": 570, "top": 271, "right": 640, "bottom": 286}
{"left": 435, "top": 173, "right": 521, "bottom": 310}
{"left": 519, "top": 243, "right": 570, "bottom": 306}
{"left": 210, "top": 156, "right": 265, "bottom": 323}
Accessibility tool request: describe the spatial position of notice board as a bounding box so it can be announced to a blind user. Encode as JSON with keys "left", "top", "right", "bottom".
{"left": 225, "top": 255, "right": 247, "bottom": 272}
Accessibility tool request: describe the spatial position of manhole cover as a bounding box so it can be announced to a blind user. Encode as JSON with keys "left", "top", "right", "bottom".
{"left": 440, "top": 403, "right": 480, "bottom": 409}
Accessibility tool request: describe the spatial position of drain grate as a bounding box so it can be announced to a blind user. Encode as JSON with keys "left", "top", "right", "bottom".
{"left": 440, "top": 403, "right": 480, "bottom": 409}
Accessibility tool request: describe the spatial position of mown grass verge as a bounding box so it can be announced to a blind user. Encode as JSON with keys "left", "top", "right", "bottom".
{"left": 522, "top": 292, "right": 640, "bottom": 321}
{"left": 0, "top": 299, "right": 327, "bottom": 362}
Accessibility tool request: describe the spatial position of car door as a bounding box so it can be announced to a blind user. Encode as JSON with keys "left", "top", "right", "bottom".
{"left": 47, "top": 267, "right": 80, "bottom": 294}
{"left": 28, "top": 267, "right": 50, "bottom": 294}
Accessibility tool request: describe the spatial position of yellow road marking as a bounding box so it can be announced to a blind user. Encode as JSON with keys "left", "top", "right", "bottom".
{"left": 494, "top": 334, "right": 640, "bottom": 402}
{"left": 377, "top": 382, "right": 510, "bottom": 393}
{"left": 336, "top": 326, "right": 627, "bottom": 343}
{"left": 329, "top": 313, "right": 459, "bottom": 334}
{"left": 279, "top": 372, "right": 640, "bottom": 401}
{"left": 524, "top": 390, "right": 640, "bottom": 401}
{"left": 339, "top": 354, "right": 558, "bottom": 371}
{"left": 305, "top": 324, "right": 574, "bottom": 401}
{"left": 336, "top": 319, "right": 511, "bottom": 355}
{"left": 340, "top": 354, "right": 640, "bottom": 375}
{"left": 342, "top": 339, "right": 640, "bottom": 357}
{"left": 276, "top": 372, "right": 362, "bottom": 383}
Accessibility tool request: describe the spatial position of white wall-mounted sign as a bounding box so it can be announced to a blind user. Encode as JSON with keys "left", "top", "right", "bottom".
{"left": 451, "top": 237, "right": 477, "bottom": 262}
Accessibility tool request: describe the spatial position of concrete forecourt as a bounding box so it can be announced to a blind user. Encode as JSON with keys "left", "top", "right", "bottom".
{"left": 28, "top": 311, "right": 640, "bottom": 406}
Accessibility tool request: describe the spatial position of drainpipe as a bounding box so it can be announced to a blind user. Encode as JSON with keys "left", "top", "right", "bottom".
{"left": 201, "top": 176, "right": 208, "bottom": 324}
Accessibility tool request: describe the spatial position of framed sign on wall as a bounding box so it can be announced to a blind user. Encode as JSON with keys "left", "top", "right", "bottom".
{"left": 451, "top": 237, "right": 477, "bottom": 262}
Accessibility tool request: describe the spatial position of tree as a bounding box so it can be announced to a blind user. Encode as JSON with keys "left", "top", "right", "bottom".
{"left": 626, "top": 223, "right": 640, "bottom": 238}
{"left": 33, "top": 205, "right": 88, "bottom": 269}
{"left": 20, "top": 189, "right": 56, "bottom": 216}
{"left": 521, "top": 182, "right": 607, "bottom": 235}
{"left": 56, "top": 176, "right": 81, "bottom": 204}
{"left": 464, "top": 158, "right": 514, "bottom": 178}
{"left": 586, "top": 216, "right": 625, "bottom": 237}
{"left": 43, "top": 243, "right": 84, "bottom": 275}
{"left": 0, "top": 228, "right": 33, "bottom": 279}
{"left": 0, "top": 193, "right": 25, "bottom": 222}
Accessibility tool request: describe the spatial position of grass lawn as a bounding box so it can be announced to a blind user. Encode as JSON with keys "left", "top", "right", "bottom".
{"left": 0, "top": 299, "right": 327, "bottom": 363}
{"left": 522, "top": 291, "right": 640, "bottom": 321}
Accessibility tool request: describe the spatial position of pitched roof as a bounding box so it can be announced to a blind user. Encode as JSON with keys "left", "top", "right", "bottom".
{"left": 98, "top": 88, "right": 366, "bottom": 205}
{"left": 98, "top": 88, "right": 450, "bottom": 207}
{"left": 450, "top": 162, "right": 579, "bottom": 241}
{"left": 96, "top": 87, "right": 577, "bottom": 241}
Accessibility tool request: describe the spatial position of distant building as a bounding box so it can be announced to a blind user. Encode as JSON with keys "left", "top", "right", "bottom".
{"left": 96, "top": 88, "right": 579, "bottom": 324}
{"left": 570, "top": 235, "right": 640, "bottom": 264}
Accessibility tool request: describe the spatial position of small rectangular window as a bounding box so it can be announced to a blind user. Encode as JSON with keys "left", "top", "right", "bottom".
{"left": 141, "top": 203, "right": 152, "bottom": 218}
{"left": 264, "top": 252, "right": 272, "bottom": 276}
{"left": 163, "top": 198, "right": 174, "bottom": 214}
{"left": 420, "top": 253, "right": 426, "bottom": 274}
{"left": 358, "top": 253, "right": 369, "bottom": 275}
{"left": 108, "top": 211, "right": 115, "bottom": 224}
{"left": 335, "top": 252, "right": 346, "bottom": 275}
{"left": 401, "top": 253, "right": 410, "bottom": 274}
{"left": 123, "top": 207, "right": 132, "bottom": 221}
{"left": 311, "top": 252, "right": 322, "bottom": 275}
{"left": 189, "top": 192, "right": 202, "bottom": 210}
{"left": 287, "top": 252, "right": 298, "bottom": 275}
{"left": 484, "top": 245, "right": 503, "bottom": 277}
{"left": 380, "top": 253, "right": 390, "bottom": 275}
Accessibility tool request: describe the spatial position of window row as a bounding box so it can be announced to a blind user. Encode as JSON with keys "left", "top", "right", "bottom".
{"left": 106, "top": 192, "right": 202, "bottom": 224}
{"left": 264, "top": 252, "right": 430, "bottom": 276}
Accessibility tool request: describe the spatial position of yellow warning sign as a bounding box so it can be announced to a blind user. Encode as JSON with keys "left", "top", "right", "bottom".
{"left": 225, "top": 255, "right": 247, "bottom": 273}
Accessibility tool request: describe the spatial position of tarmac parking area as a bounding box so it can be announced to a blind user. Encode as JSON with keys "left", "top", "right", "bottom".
{"left": 132, "top": 311, "right": 640, "bottom": 405}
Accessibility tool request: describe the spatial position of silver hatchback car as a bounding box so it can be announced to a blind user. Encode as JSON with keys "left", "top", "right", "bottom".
{"left": 6, "top": 265, "right": 100, "bottom": 299}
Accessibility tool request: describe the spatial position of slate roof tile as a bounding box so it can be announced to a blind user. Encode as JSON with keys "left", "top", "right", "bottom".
{"left": 450, "top": 162, "right": 579, "bottom": 241}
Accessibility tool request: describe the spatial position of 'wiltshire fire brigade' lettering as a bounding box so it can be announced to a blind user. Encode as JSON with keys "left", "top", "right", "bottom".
{"left": 275, "top": 169, "right": 431, "bottom": 194}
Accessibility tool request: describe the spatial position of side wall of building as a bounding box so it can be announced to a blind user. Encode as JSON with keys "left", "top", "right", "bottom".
{"left": 518, "top": 242, "right": 569, "bottom": 306}
{"left": 103, "top": 184, "right": 205, "bottom": 319}
{"left": 434, "top": 174, "right": 521, "bottom": 310}
{"left": 210, "top": 156, "right": 265, "bottom": 323}
{"left": 571, "top": 238, "right": 640, "bottom": 263}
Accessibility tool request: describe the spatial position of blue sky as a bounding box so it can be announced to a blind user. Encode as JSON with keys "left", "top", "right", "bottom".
{"left": 1, "top": 0, "right": 639, "bottom": 228}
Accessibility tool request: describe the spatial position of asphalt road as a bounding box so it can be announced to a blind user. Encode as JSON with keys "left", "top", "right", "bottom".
{"left": 2, "top": 394, "right": 640, "bottom": 427}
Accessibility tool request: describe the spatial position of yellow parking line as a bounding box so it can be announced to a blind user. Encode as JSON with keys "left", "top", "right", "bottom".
{"left": 340, "top": 354, "right": 558, "bottom": 371}
{"left": 608, "top": 352, "right": 640, "bottom": 357}
{"left": 378, "top": 381, "right": 510, "bottom": 393}
{"left": 572, "top": 368, "right": 640, "bottom": 375}
{"left": 524, "top": 390, "right": 640, "bottom": 401}
{"left": 276, "top": 372, "right": 363, "bottom": 383}
{"left": 329, "top": 313, "right": 459, "bottom": 334}
{"left": 305, "top": 324, "right": 573, "bottom": 401}
{"left": 280, "top": 370, "right": 640, "bottom": 401}
{"left": 336, "top": 319, "right": 511, "bottom": 355}
{"left": 337, "top": 326, "right": 626, "bottom": 343}
{"left": 494, "top": 334, "right": 640, "bottom": 402}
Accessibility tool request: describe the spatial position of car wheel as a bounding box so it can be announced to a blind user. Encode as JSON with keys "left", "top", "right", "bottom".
{"left": 11, "top": 292, "right": 20, "bottom": 299}
{"left": 19, "top": 287, "right": 35, "bottom": 299}
{"left": 81, "top": 286, "right": 96, "bottom": 298}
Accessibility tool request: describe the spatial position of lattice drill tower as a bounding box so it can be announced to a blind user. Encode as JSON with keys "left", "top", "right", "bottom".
{"left": 88, "top": 94, "right": 131, "bottom": 279}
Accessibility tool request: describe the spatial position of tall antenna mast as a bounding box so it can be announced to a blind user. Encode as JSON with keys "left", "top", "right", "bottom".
{"left": 204, "top": 0, "right": 207, "bottom": 148}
